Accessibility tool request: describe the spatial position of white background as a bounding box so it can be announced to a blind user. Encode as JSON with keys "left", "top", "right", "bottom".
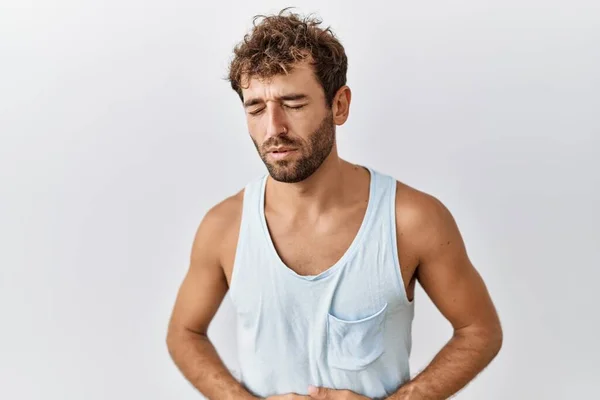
{"left": 1, "top": 1, "right": 598, "bottom": 399}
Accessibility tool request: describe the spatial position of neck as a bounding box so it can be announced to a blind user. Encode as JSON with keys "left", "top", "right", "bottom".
{"left": 265, "top": 151, "right": 358, "bottom": 215}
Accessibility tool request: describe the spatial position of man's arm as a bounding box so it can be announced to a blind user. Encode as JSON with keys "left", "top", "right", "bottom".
{"left": 166, "top": 195, "right": 258, "bottom": 400}
{"left": 389, "top": 191, "right": 503, "bottom": 400}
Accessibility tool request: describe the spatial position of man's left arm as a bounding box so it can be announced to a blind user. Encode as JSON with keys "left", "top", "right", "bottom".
{"left": 388, "top": 194, "right": 503, "bottom": 399}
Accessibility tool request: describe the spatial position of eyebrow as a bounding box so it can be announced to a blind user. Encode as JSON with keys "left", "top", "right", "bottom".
{"left": 243, "top": 93, "right": 308, "bottom": 108}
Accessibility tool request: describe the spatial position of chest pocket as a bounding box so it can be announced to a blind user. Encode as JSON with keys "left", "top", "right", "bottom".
{"left": 326, "top": 302, "right": 388, "bottom": 371}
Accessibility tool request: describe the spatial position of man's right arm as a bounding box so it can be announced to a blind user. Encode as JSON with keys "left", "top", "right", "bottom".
{"left": 165, "top": 196, "right": 258, "bottom": 400}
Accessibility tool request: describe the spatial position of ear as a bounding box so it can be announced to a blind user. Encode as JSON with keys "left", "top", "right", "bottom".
{"left": 331, "top": 85, "right": 351, "bottom": 126}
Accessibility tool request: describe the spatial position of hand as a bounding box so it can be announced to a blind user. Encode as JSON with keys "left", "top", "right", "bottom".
{"left": 307, "top": 386, "right": 370, "bottom": 400}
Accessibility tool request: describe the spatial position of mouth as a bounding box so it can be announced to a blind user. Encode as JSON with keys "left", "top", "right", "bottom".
{"left": 267, "top": 147, "right": 297, "bottom": 160}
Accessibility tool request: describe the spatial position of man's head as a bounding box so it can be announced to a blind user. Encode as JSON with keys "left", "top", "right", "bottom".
{"left": 227, "top": 9, "right": 350, "bottom": 183}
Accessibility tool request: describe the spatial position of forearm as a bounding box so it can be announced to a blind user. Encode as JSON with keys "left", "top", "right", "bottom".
{"left": 167, "top": 329, "right": 257, "bottom": 400}
{"left": 387, "top": 326, "right": 502, "bottom": 400}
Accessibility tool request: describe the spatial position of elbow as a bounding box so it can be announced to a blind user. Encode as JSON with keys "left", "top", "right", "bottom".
{"left": 165, "top": 324, "right": 207, "bottom": 356}
{"left": 165, "top": 324, "right": 186, "bottom": 359}
{"left": 486, "top": 321, "right": 504, "bottom": 361}
{"left": 458, "top": 320, "right": 503, "bottom": 361}
{"left": 165, "top": 328, "right": 178, "bottom": 359}
{"left": 492, "top": 323, "right": 503, "bottom": 356}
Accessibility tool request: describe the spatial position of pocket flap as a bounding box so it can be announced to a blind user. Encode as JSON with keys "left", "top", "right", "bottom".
{"left": 327, "top": 302, "right": 388, "bottom": 370}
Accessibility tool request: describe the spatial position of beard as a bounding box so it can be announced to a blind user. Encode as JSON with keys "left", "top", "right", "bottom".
{"left": 252, "top": 112, "right": 335, "bottom": 183}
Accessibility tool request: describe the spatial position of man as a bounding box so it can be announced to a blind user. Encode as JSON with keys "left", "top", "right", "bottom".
{"left": 166, "top": 9, "right": 502, "bottom": 400}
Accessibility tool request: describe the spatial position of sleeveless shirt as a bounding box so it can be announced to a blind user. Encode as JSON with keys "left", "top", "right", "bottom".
{"left": 228, "top": 167, "right": 415, "bottom": 399}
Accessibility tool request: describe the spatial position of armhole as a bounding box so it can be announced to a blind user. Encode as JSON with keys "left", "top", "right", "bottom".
{"left": 227, "top": 187, "right": 248, "bottom": 310}
{"left": 389, "top": 178, "right": 414, "bottom": 307}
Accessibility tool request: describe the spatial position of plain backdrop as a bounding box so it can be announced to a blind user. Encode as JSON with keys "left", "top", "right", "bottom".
{"left": 1, "top": 0, "right": 598, "bottom": 399}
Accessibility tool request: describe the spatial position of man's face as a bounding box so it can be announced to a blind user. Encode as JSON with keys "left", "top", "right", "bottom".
{"left": 241, "top": 62, "right": 336, "bottom": 183}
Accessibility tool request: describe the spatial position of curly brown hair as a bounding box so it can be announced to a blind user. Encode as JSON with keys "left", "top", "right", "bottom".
{"left": 227, "top": 8, "right": 348, "bottom": 108}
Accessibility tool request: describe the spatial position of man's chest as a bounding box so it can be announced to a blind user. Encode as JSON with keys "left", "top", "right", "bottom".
{"left": 220, "top": 204, "right": 418, "bottom": 301}
{"left": 266, "top": 211, "right": 364, "bottom": 277}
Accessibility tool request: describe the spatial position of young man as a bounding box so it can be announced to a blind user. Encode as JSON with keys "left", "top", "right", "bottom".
{"left": 166, "top": 9, "right": 502, "bottom": 400}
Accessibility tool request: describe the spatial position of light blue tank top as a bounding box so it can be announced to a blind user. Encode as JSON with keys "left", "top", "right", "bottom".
{"left": 228, "top": 167, "right": 415, "bottom": 399}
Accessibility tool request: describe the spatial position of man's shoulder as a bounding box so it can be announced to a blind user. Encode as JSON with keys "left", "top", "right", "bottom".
{"left": 190, "top": 189, "right": 245, "bottom": 265}
{"left": 201, "top": 189, "right": 245, "bottom": 234}
{"left": 198, "top": 174, "right": 264, "bottom": 243}
{"left": 393, "top": 179, "right": 454, "bottom": 239}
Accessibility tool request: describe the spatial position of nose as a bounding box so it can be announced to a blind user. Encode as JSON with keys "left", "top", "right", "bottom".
{"left": 264, "top": 105, "right": 288, "bottom": 141}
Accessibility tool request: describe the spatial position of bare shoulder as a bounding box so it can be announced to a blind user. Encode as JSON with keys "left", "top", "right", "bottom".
{"left": 191, "top": 189, "right": 245, "bottom": 265}
{"left": 395, "top": 181, "right": 450, "bottom": 228}
{"left": 394, "top": 180, "right": 462, "bottom": 257}
{"left": 201, "top": 190, "right": 244, "bottom": 231}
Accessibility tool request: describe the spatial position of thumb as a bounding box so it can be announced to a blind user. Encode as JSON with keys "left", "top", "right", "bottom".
{"left": 307, "top": 385, "right": 332, "bottom": 399}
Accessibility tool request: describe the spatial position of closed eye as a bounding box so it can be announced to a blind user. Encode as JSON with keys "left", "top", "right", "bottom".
{"left": 284, "top": 104, "right": 307, "bottom": 111}
{"left": 248, "top": 108, "right": 265, "bottom": 116}
{"left": 248, "top": 104, "right": 306, "bottom": 116}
